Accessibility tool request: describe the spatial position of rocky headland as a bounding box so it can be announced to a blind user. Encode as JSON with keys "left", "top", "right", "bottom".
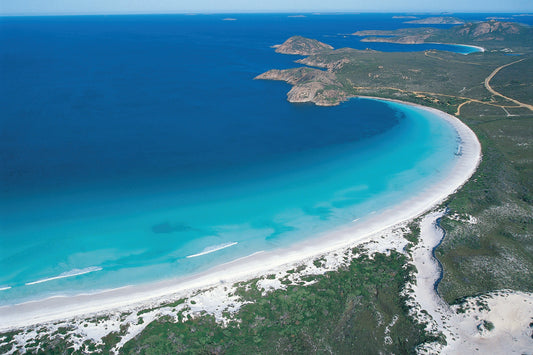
{"left": 255, "top": 67, "right": 347, "bottom": 106}
{"left": 256, "top": 21, "right": 532, "bottom": 107}
{"left": 273, "top": 35, "right": 333, "bottom": 55}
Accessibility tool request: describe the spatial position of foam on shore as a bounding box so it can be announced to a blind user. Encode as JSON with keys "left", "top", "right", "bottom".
{"left": 186, "top": 242, "right": 239, "bottom": 259}
{"left": 0, "top": 99, "right": 482, "bottom": 331}
{"left": 25, "top": 267, "right": 103, "bottom": 286}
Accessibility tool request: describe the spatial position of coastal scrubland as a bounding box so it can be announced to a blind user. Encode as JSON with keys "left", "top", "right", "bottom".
{"left": 121, "top": 252, "right": 433, "bottom": 354}
{"left": 1, "top": 250, "right": 434, "bottom": 354}
{"left": 436, "top": 95, "right": 533, "bottom": 303}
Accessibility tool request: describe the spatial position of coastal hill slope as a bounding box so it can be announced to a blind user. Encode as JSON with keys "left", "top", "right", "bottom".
{"left": 354, "top": 20, "right": 533, "bottom": 50}
{"left": 256, "top": 34, "right": 529, "bottom": 107}
{"left": 255, "top": 66, "right": 347, "bottom": 106}
{"left": 274, "top": 35, "right": 334, "bottom": 55}
{"left": 436, "top": 20, "right": 531, "bottom": 43}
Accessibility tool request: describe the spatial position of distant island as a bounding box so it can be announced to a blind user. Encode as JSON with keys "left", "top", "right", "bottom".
{"left": 404, "top": 16, "right": 465, "bottom": 24}
{"left": 272, "top": 35, "right": 333, "bottom": 55}
{"left": 392, "top": 15, "right": 418, "bottom": 19}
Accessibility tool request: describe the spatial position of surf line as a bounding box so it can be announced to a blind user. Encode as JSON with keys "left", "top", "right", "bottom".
{"left": 25, "top": 267, "right": 103, "bottom": 286}
{"left": 186, "top": 242, "right": 238, "bottom": 259}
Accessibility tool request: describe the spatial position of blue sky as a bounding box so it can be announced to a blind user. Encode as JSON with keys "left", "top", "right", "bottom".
{"left": 1, "top": 0, "right": 532, "bottom": 16}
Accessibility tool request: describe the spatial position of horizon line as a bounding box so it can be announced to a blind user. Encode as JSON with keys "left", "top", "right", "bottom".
{"left": 2, "top": 11, "right": 533, "bottom": 17}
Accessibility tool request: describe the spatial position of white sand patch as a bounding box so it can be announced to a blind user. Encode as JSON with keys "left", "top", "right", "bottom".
{"left": 448, "top": 212, "right": 478, "bottom": 224}
{"left": 256, "top": 278, "right": 286, "bottom": 295}
{"left": 185, "top": 285, "right": 246, "bottom": 325}
{"left": 406, "top": 211, "right": 454, "bottom": 353}
{"left": 384, "top": 314, "right": 399, "bottom": 345}
{"left": 445, "top": 291, "right": 533, "bottom": 354}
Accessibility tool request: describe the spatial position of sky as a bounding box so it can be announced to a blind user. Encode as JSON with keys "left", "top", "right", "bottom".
{"left": 1, "top": 0, "right": 532, "bottom": 16}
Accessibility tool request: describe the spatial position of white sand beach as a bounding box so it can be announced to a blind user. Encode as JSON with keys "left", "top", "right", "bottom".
{"left": 429, "top": 43, "right": 486, "bottom": 53}
{"left": 0, "top": 99, "right": 482, "bottom": 337}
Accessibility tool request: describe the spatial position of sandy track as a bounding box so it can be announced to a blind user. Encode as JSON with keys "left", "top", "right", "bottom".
{"left": 484, "top": 58, "right": 533, "bottom": 112}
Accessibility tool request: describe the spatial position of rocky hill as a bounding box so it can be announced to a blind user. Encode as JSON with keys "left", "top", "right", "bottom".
{"left": 255, "top": 67, "right": 346, "bottom": 106}
{"left": 274, "top": 36, "right": 334, "bottom": 55}
{"left": 446, "top": 20, "right": 528, "bottom": 41}
{"left": 354, "top": 20, "right": 533, "bottom": 50}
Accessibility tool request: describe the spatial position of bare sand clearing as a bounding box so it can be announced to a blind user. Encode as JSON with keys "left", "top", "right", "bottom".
{"left": 0, "top": 100, "right": 482, "bottom": 335}
{"left": 411, "top": 212, "right": 533, "bottom": 354}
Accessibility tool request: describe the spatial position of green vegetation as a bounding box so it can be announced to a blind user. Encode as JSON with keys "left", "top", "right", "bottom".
{"left": 490, "top": 58, "right": 533, "bottom": 105}
{"left": 121, "top": 252, "right": 435, "bottom": 354}
{"left": 436, "top": 109, "right": 533, "bottom": 303}
{"left": 138, "top": 299, "right": 186, "bottom": 316}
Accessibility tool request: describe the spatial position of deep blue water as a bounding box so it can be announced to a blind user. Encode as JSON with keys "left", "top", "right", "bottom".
{"left": 0, "top": 13, "right": 500, "bottom": 305}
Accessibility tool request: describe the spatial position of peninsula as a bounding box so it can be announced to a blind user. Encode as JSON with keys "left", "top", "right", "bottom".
{"left": 353, "top": 20, "right": 532, "bottom": 49}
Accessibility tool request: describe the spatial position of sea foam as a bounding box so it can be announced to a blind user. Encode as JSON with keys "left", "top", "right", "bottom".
{"left": 186, "top": 242, "right": 238, "bottom": 259}
{"left": 25, "top": 267, "right": 103, "bottom": 286}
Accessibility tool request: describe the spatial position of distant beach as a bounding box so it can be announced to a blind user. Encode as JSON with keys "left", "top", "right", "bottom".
{"left": 429, "top": 42, "right": 486, "bottom": 54}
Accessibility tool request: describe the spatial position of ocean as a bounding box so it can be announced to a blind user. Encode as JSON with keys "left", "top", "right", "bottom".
{"left": 0, "top": 13, "right": 505, "bottom": 305}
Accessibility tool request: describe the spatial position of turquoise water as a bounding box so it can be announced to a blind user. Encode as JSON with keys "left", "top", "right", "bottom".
{"left": 0, "top": 99, "right": 458, "bottom": 305}
{"left": 1, "top": 14, "right": 462, "bottom": 305}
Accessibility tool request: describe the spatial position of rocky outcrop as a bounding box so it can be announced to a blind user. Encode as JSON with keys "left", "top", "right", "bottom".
{"left": 255, "top": 67, "right": 347, "bottom": 106}
{"left": 274, "top": 36, "right": 333, "bottom": 55}
{"left": 296, "top": 48, "right": 376, "bottom": 71}
{"left": 297, "top": 57, "right": 350, "bottom": 71}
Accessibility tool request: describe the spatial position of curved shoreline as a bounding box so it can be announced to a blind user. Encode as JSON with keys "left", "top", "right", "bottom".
{"left": 0, "top": 98, "right": 482, "bottom": 331}
{"left": 357, "top": 39, "right": 485, "bottom": 54}
{"left": 427, "top": 42, "right": 486, "bottom": 54}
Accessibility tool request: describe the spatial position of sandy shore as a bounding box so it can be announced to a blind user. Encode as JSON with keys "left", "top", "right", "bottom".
{"left": 427, "top": 42, "right": 486, "bottom": 53}
{"left": 0, "top": 99, "right": 482, "bottom": 332}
